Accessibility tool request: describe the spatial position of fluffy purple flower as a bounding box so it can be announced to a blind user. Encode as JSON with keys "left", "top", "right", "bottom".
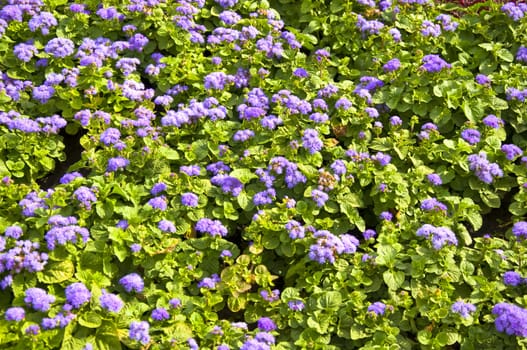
{"left": 302, "top": 129, "right": 323, "bottom": 154}
{"left": 517, "top": 46, "right": 527, "bottom": 63}
{"left": 502, "top": 2, "right": 525, "bottom": 21}
{"left": 198, "top": 274, "right": 221, "bottom": 288}
{"left": 147, "top": 196, "right": 167, "bottom": 211}
{"left": 512, "top": 221, "right": 527, "bottom": 239}
{"left": 32, "top": 85, "right": 55, "bottom": 104}
{"left": 257, "top": 317, "right": 277, "bottom": 332}
{"left": 379, "top": 211, "right": 393, "bottom": 221}
{"left": 180, "top": 165, "right": 201, "bottom": 176}
{"left": 373, "top": 152, "right": 391, "bottom": 166}
{"left": 260, "top": 289, "right": 280, "bottom": 302}
{"left": 253, "top": 188, "right": 276, "bottom": 205}
{"left": 65, "top": 282, "right": 91, "bottom": 309}
{"left": 100, "top": 128, "right": 121, "bottom": 145}
{"left": 356, "top": 15, "right": 384, "bottom": 35}
{"left": 181, "top": 192, "right": 199, "bottom": 207}
{"left": 492, "top": 303, "right": 527, "bottom": 336}
{"left": 416, "top": 224, "right": 458, "bottom": 250}
{"left": 504, "top": 271, "right": 523, "bottom": 286}
{"left": 451, "top": 301, "right": 476, "bottom": 318}
{"left": 461, "top": 129, "right": 480, "bottom": 145}
{"left": 293, "top": 68, "right": 309, "bottom": 78}
{"left": 421, "top": 198, "right": 447, "bottom": 211}
{"left": 421, "top": 20, "right": 441, "bottom": 37}
{"left": 427, "top": 173, "right": 442, "bottom": 186}
{"left": 368, "top": 302, "right": 386, "bottom": 316}
{"left": 483, "top": 114, "right": 503, "bottom": 128}
{"left": 468, "top": 152, "right": 503, "bottom": 184}
{"left": 120, "top": 273, "right": 144, "bottom": 293}
{"left": 311, "top": 189, "right": 329, "bottom": 207}
{"left": 501, "top": 144, "right": 523, "bottom": 160}
{"left": 129, "top": 321, "right": 150, "bottom": 344}
{"left": 195, "top": 218, "right": 228, "bottom": 237}
{"left": 14, "top": 43, "right": 38, "bottom": 62}
{"left": 151, "top": 307, "right": 170, "bottom": 321}
{"left": 335, "top": 97, "right": 352, "bottom": 110}
{"left": 5, "top": 225, "right": 23, "bottom": 239}
{"left": 100, "top": 291, "right": 124, "bottom": 313}
{"left": 107, "top": 157, "right": 129, "bottom": 172}
{"left": 476, "top": 74, "right": 491, "bottom": 86}
{"left": 383, "top": 58, "right": 401, "bottom": 72}
{"left": 25, "top": 324, "right": 40, "bottom": 335}
{"left": 28, "top": 12, "right": 57, "bottom": 35}
{"left": 73, "top": 186, "right": 97, "bottom": 210}
{"left": 233, "top": 129, "right": 254, "bottom": 142}
{"left": 25, "top": 288, "right": 55, "bottom": 312}
{"left": 285, "top": 220, "right": 305, "bottom": 239}
{"left": 421, "top": 54, "right": 451, "bottom": 73}
{"left": 5, "top": 307, "right": 25, "bottom": 321}
{"left": 158, "top": 219, "right": 176, "bottom": 233}
{"left": 288, "top": 300, "right": 305, "bottom": 311}
{"left": 44, "top": 38, "right": 75, "bottom": 58}
{"left": 363, "top": 229, "right": 377, "bottom": 240}
{"left": 210, "top": 175, "right": 243, "bottom": 196}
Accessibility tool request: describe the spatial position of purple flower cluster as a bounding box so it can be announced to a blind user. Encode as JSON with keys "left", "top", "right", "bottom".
{"left": 73, "top": 186, "right": 97, "bottom": 210}
{"left": 107, "top": 157, "right": 130, "bottom": 172}
{"left": 195, "top": 218, "right": 228, "bottom": 237}
{"left": 356, "top": 14, "right": 384, "bottom": 35}
{"left": 503, "top": 271, "right": 524, "bottom": 286}
{"left": 25, "top": 288, "right": 55, "bottom": 312}
{"left": 129, "top": 321, "right": 150, "bottom": 344}
{"left": 198, "top": 273, "right": 221, "bottom": 288}
{"left": 44, "top": 215, "right": 89, "bottom": 250}
{"left": 461, "top": 129, "right": 480, "bottom": 145}
{"left": 268, "top": 157, "right": 306, "bottom": 188}
{"left": 311, "top": 189, "right": 329, "bottom": 207}
{"left": 44, "top": 37, "right": 75, "bottom": 58}
{"left": 285, "top": 220, "right": 305, "bottom": 239}
{"left": 158, "top": 219, "right": 176, "bottom": 233}
{"left": 492, "top": 303, "right": 527, "bottom": 336}
{"left": 501, "top": 2, "right": 527, "bottom": 21}
{"left": 309, "top": 230, "right": 359, "bottom": 264}
{"left": 151, "top": 307, "right": 170, "bottom": 321}
{"left": 211, "top": 175, "right": 243, "bottom": 196}
{"left": 147, "top": 196, "right": 167, "bottom": 211}
{"left": 416, "top": 224, "right": 458, "bottom": 250}
{"left": 512, "top": 221, "right": 527, "bottom": 239}
{"left": 119, "top": 273, "right": 144, "bottom": 293}
{"left": 421, "top": 54, "right": 451, "bottom": 73}
{"left": 181, "top": 192, "right": 199, "bottom": 207}
{"left": 368, "top": 302, "right": 387, "bottom": 316}
{"left": 288, "top": 300, "right": 305, "bottom": 311}
{"left": 421, "top": 20, "right": 441, "bottom": 37}
{"left": 100, "top": 290, "right": 124, "bottom": 312}
{"left": 5, "top": 307, "right": 25, "bottom": 321}
{"left": 501, "top": 144, "right": 523, "bottom": 160}
{"left": 240, "top": 332, "right": 275, "bottom": 350}
{"left": 436, "top": 14, "right": 458, "bottom": 31}
{"left": 420, "top": 198, "right": 447, "bottom": 212}
{"left": 65, "top": 282, "right": 91, "bottom": 309}
{"left": 260, "top": 289, "right": 280, "bottom": 302}
{"left": 253, "top": 188, "right": 276, "bottom": 205}
{"left": 506, "top": 87, "right": 527, "bottom": 102}
{"left": 467, "top": 152, "right": 503, "bottom": 184}
{"left": 0, "top": 239, "right": 48, "bottom": 284}
{"left": 302, "top": 128, "right": 323, "bottom": 154}
{"left": 483, "top": 114, "right": 503, "bottom": 128}
{"left": 451, "top": 301, "right": 476, "bottom": 318}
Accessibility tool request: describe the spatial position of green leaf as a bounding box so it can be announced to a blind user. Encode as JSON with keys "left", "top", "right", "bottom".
{"left": 383, "top": 270, "right": 405, "bottom": 290}
{"left": 317, "top": 291, "right": 342, "bottom": 310}
{"left": 38, "top": 260, "right": 74, "bottom": 284}
{"left": 79, "top": 312, "right": 102, "bottom": 328}
{"left": 229, "top": 168, "right": 257, "bottom": 183}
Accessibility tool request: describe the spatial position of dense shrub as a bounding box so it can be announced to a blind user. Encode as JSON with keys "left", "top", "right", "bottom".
{"left": 2, "top": 0, "right": 527, "bottom": 349}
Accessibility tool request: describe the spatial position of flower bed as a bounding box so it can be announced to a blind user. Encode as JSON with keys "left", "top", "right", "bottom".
{"left": 1, "top": 0, "right": 527, "bottom": 349}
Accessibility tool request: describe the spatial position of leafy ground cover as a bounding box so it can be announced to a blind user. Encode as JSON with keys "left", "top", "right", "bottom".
{"left": 1, "top": 0, "right": 527, "bottom": 349}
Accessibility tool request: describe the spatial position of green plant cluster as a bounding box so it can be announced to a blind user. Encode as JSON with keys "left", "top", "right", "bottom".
{"left": 1, "top": 0, "right": 527, "bottom": 349}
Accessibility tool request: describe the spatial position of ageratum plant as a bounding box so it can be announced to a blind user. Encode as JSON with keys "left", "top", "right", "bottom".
{"left": 1, "top": 0, "right": 527, "bottom": 349}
